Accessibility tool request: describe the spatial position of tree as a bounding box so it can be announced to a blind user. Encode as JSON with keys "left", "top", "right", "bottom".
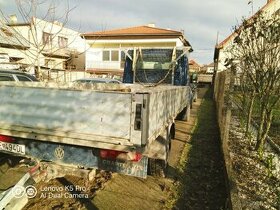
{"left": 0, "top": 0, "right": 84, "bottom": 81}
{"left": 228, "top": 11, "right": 280, "bottom": 154}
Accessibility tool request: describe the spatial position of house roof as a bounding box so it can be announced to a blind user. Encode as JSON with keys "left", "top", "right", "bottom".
{"left": 82, "top": 25, "right": 182, "bottom": 37}
{"left": 189, "top": 59, "right": 200, "bottom": 67}
{"left": 217, "top": 0, "right": 278, "bottom": 49}
{"left": 208, "top": 62, "right": 215, "bottom": 67}
{"left": 82, "top": 25, "right": 193, "bottom": 50}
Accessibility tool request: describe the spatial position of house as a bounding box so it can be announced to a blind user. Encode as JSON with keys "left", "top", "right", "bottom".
{"left": 7, "top": 17, "right": 87, "bottom": 81}
{"left": 199, "top": 62, "right": 215, "bottom": 74}
{"left": 204, "top": 62, "right": 215, "bottom": 74}
{"left": 0, "top": 24, "right": 30, "bottom": 70}
{"left": 189, "top": 59, "right": 201, "bottom": 73}
{"left": 214, "top": 0, "right": 280, "bottom": 73}
{"left": 81, "top": 24, "right": 193, "bottom": 78}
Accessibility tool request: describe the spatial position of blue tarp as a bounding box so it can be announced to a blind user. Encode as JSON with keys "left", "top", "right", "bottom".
{"left": 122, "top": 55, "right": 133, "bottom": 83}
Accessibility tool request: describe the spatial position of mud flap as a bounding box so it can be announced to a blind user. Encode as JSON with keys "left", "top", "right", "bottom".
{"left": 144, "top": 129, "right": 171, "bottom": 177}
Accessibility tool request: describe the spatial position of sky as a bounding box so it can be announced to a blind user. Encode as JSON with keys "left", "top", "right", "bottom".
{"left": 0, "top": 0, "right": 267, "bottom": 65}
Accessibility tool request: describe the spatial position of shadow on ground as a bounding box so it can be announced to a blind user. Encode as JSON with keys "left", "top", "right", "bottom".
{"left": 174, "top": 88, "right": 229, "bottom": 210}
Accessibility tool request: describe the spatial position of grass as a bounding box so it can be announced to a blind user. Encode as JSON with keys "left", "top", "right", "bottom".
{"left": 166, "top": 88, "right": 228, "bottom": 209}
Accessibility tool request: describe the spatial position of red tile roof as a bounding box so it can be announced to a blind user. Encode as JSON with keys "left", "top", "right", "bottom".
{"left": 81, "top": 25, "right": 193, "bottom": 50}
{"left": 82, "top": 25, "right": 182, "bottom": 37}
{"left": 189, "top": 59, "right": 201, "bottom": 67}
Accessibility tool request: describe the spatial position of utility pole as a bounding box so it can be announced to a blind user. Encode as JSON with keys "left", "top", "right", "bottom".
{"left": 212, "top": 31, "right": 219, "bottom": 93}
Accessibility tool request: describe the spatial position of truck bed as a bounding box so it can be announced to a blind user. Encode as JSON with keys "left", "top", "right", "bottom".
{"left": 0, "top": 82, "right": 190, "bottom": 151}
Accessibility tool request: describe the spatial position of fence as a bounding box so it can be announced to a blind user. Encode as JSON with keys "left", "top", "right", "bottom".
{"left": 214, "top": 69, "right": 231, "bottom": 141}
{"left": 214, "top": 69, "right": 242, "bottom": 210}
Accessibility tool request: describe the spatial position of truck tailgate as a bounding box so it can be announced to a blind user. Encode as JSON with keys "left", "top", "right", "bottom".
{"left": 0, "top": 82, "right": 133, "bottom": 148}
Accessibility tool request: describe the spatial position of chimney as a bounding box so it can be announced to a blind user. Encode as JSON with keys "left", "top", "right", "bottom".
{"left": 9, "top": 15, "right": 17, "bottom": 24}
{"left": 147, "top": 23, "right": 155, "bottom": 27}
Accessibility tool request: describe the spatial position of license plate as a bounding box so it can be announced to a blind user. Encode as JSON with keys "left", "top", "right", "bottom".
{"left": 0, "top": 142, "right": 25, "bottom": 155}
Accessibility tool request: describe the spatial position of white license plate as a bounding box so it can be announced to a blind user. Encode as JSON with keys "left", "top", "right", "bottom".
{"left": 0, "top": 142, "right": 25, "bottom": 155}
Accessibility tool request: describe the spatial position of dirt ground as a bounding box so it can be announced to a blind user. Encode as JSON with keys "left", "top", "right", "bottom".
{"left": 0, "top": 86, "right": 228, "bottom": 210}
{"left": 229, "top": 116, "right": 280, "bottom": 209}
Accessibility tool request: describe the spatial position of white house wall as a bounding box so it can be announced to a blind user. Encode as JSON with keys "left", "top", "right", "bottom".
{"left": 264, "top": 0, "right": 280, "bottom": 15}
{"left": 9, "top": 17, "right": 87, "bottom": 74}
{"left": 217, "top": 49, "right": 229, "bottom": 72}
{"left": 32, "top": 18, "right": 88, "bottom": 52}
{"left": 85, "top": 38, "right": 186, "bottom": 71}
{"left": 86, "top": 48, "right": 121, "bottom": 70}
{"left": 0, "top": 47, "right": 26, "bottom": 60}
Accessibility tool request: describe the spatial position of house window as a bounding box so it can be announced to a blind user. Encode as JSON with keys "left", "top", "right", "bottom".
{"left": 121, "top": 51, "right": 126, "bottom": 69}
{"left": 103, "top": 50, "right": 110, "bottom": 61}
{"left": 45, "top": 59, "right": 55, "bottom": 68}
{"left": 111, "top": 50, "right": 119, "bottom": 61}
{"left": 43, "top": 32, "right": 52, "bottom": 45}
{"left": 102, "top": 50, "right": 119, "bottom": 62}
{"left": 58, "top": 36, "right": 68, "bottom": 48}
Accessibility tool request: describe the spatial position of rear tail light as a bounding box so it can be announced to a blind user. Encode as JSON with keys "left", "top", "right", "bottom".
{"left": 100, "top": 149, "right": 142, "bottom": 162}
{"left": 131, "top": 152, "right": 142, "bottom": 162}
{"left": 0, "top": 135, "right": 14, "bottom": 143}
{"left": 100, "top": 149, "right": 122, "bottom": 159}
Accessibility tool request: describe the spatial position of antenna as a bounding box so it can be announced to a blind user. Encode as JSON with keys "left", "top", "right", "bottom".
{"left": 248, "top": 0, "right": 254, "bottom": 15}
{"left": 9, "top": 15, "right": 18, "bottom": 24}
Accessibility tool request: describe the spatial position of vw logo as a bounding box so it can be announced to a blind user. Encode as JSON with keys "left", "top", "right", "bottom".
{"left": 54, "top": 146, "right": 64, "bottom": 159}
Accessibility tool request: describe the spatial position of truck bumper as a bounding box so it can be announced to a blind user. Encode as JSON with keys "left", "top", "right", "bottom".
{"left": 0, "top": 138, "right": 148, "bottom": 178}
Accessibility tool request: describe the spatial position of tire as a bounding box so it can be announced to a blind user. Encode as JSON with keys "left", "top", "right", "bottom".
{"left": 176, "top": 105, "right": 190, "bottom": 121}
{"left": 176, "top": 107, "right": 187, "bottom": 120}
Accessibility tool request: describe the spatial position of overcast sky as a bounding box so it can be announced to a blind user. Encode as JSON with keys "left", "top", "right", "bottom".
{"left": 1, "top": 0, "right": 267, "bottom": 64}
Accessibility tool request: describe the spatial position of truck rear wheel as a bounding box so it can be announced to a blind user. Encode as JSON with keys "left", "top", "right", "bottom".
{"left": 176, "top": 105, "right": 190, "bottom": 121}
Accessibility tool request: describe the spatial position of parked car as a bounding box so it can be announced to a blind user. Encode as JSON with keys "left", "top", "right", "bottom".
{"left": 0, "top": 69, "right": 38, "bottom": 82}
{"left": 73, "top": 78, "right": 122, "bottom": 84}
